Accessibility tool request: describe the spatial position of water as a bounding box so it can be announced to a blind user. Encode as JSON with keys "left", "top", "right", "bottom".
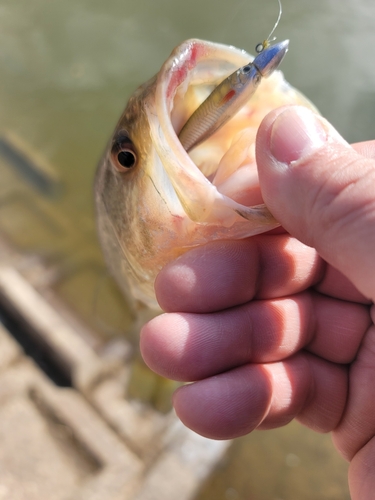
{"left": 1, "top": 0, "right": 374, "bottom": 220}
{"left": 1, "top": 0, "right": 374, "bottom": 497}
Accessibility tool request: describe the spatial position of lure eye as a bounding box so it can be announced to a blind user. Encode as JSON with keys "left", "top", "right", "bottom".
{"left": 255, "top": 43, "right": 265, "bottom": 53}
{"left": 111, "top": 133, "right": 137, "bottom": 172}
{"left": 242, "top": 64, "right": 252, "bottom": 73}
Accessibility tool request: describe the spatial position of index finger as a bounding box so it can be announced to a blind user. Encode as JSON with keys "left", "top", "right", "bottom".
{"left": 155, "top": 235, "right": 322, "bottom": 313}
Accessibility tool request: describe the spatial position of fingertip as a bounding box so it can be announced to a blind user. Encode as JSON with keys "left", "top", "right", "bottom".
{"left": 256, "top": 106, "right": 331, "bottom": 214}
{"left": 256, "top": 105, "right": 348, "bottom": 211}
{"left": 172, "top": 366, "right": 273, "bottom": 440}
{"left": 154, "top": 261, "right": 197, "bottom": 312}
{"left": 140, "top": 314, "right": 181, "bottom": 378}
{"left": 154, "top": 240, "right": 260, "bottom": 313}
{"left": 256, "top": 106, "right": 375, "bottom": 300}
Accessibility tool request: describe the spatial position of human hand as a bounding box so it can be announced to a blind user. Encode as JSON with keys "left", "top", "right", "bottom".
{"left": 140, "top": 105, "right": 375, "bottom": 500}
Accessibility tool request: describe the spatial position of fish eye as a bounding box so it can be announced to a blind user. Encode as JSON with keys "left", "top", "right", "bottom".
{"left": 242, "top": 64, "right": 252, "bottom": 73}
{"left": 111, "top": 133, "right": 137, "bottom": 172}
{"left": 117, "top": 150, "right": 136, "bottom": 168}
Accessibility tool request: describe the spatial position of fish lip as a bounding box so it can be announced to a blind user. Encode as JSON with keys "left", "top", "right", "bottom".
{"left": 253, "top": 39, "right": 289, "bottom": 77}
{"left": 149, "top": 39, "right": 285, "bottom": 226}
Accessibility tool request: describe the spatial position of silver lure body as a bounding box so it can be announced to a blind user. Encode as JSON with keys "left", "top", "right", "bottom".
{"left": 178, "top": 39, "right": 289, "bottom": 152}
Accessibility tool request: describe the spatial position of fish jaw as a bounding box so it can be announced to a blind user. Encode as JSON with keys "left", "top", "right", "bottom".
{"left": 148, "top": 39, "right": 278, "bottom": 228}
{"left": 148, "top": 39, "right": 317, "bottom": 228}
{"left": 95, "top": 39, "right": 318, "bottom": 308}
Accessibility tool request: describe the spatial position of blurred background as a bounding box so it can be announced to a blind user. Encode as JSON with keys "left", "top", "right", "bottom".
{"left": 0, "top": 0, "right": 374, "bottom": 498}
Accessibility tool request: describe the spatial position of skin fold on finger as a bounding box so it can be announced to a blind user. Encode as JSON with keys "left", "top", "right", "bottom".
{"left": 172, "top": 353, "right": 347, "bottom": 440}
{"left": 173, "top": 364, "right": 273, "bottom": 440}
{"left": 140, "top": 291, "right": 370, "bottom": 382}
{"left": 332, "top": 324, "right": 375, "bottom": 461}
{"left": 155, "top": 235, "right": 323, "bottom": 313}
{"left": 314, "top": 265, "right": 370, "bottom": 303}
{"left": 348, "top": 436, "right": 375, "bottom": 500}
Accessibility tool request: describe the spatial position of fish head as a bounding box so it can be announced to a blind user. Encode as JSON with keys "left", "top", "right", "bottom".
{"left": 95, "top": 39, "right": 318, "bottom": 309}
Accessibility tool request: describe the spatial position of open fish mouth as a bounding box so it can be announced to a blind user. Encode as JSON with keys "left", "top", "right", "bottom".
{"left": 95, "top": 38, "right": 318, "bottom": 308}
{"left": 145, "top": 39, "right": 314, "bottom": 231}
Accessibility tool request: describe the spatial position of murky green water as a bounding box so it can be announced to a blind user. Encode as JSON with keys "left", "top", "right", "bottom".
{"left": 1, "top": 0, "right": 374, "bottom": 497}
{"left": 1, "top": 0, "right": 375, "bottom": 236}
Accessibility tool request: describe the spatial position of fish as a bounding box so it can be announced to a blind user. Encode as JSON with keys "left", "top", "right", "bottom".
{"left": 95, "top": 38, "right": 317, "bottom": 310}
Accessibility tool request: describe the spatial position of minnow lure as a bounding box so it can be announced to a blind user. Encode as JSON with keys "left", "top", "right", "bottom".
{"left": 178, "top": 0, "right": 286, "bottom": 152}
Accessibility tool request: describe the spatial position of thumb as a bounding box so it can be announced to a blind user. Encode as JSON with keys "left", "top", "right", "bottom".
{"left": 256, "top": 105, "right": 375, "bottom": 301}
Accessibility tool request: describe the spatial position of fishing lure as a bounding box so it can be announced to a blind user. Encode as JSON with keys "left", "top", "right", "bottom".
{"left": 178, "top": 0, "right": 286, "bottom": 152}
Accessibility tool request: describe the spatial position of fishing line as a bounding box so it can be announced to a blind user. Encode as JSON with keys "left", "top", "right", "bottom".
{"left": 219, "top": 0, "right": 283, "bottom": 55}
{"left": 255, "top": 0, "right": 283, "bottom": 53}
